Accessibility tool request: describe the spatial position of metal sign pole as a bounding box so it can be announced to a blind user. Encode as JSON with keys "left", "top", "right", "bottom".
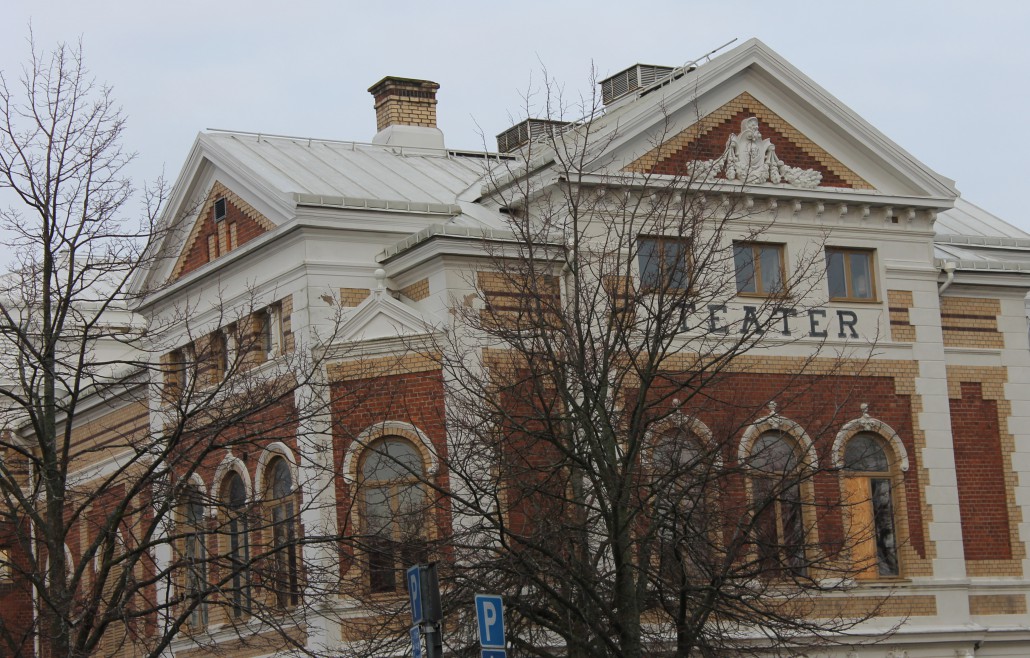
{"left": 408, "top": 564, "right": 444, "bottom": 658}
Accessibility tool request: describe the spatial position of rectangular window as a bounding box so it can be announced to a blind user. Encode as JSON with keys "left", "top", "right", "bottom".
{"left": 638, "top": 237, "right": 691, "bottom": 290}
{"left": 165, "top": 346, "right": 195, "bottom": 394}
{"left": 260, "top": 306, "right": 282, "bottom": 360}
{"left": 734, "top": 242, "right": 785, "bottom": 296}
{"left": 207, "top": 332, "right": 228, "bottom": 383}
{"left": 213, "top": 197, "right": 227, "bottom": 222}
{"left": 826, "top": 248, "right": 876, "bottom": 301}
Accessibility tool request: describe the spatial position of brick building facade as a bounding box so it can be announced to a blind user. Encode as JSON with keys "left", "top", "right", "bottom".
{"left": 3, "top": 39, "right": 1030, "bottom": 657}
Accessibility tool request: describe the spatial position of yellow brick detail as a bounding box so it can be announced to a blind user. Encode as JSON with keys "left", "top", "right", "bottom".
{"left": 969, "top": 594, "right": 1027, "bottom": 615}
{"left": 399, "top": 278, "right": 430, "bottom": 302}
{"left": 328, "top": 352, "right": 441, "bottom": 382}
{"left": 171, "top": 181, "right": 276, "bottom": 281}
{"left": 624, "top": 92, "right": 874, "bottom": 190}
{"left": 340, "top": 288, "right": 371, "bottom": 307}
{"left": 940, "top": 296, "right": 1004, "bottom": 349}
{"left": 800, "top": 594, "right": 937, "bottom": 619}
{"left": 887, "top": 289, "right": 916, "bottom": 342}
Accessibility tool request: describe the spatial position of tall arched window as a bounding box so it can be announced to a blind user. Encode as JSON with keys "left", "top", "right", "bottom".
{"left": 653, "top": 428, "right": 710, "bottom": 586}
{"left": 843, "top": 433, "right": 899, "bottom": 578}
{"left": 359, "top": 437, "right": 428, "bottom": 593}
{"left": 266, "top": 458, "right": 299, "bottom": 607}
{"left": 222, "top": 472, "right": 251, "bottom": 617}
{"left": 750, "top": 431, "right": 806, "bottom": 576}
{"left": 183, "top": 485, "right": 208, "bottom": 627}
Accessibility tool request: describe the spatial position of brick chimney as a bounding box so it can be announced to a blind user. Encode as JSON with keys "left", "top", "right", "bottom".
{"left": 368, "top": 77, "right": 444, "bottom": 149}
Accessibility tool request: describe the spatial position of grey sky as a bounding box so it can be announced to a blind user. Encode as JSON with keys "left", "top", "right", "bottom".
{"left": 3, "top": 1, "right": 1028, "bottom": 229}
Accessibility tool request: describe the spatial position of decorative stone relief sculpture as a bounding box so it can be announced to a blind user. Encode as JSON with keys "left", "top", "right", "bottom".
{"left": 688, "top": 117, "right": 823, "bottom": 188}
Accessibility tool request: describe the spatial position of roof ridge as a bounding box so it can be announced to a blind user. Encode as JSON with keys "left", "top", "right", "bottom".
{"left": 205, "top": 128, "right": 505, "bottom": 159}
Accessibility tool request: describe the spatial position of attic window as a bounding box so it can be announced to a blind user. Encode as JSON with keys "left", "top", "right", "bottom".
{"left": 213, "top": 198, "right": 227, "bottom": 223}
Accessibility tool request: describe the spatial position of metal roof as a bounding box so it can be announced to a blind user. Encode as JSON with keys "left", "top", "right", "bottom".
{"left": 935, "top": 198, "right": 1029, "bottom": 239}
{"left": 202, "top": 131, "right": 493, "bottom": 208}
{"left": 934, "top": 199, "right": 1030, "bottom": 273}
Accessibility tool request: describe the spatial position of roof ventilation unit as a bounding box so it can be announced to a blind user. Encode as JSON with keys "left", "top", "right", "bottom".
{"left": 600, "top": 64, "right": 675, "bottom": 106}
{"left": 496, "top": 119, "right": 572, "bottom": 153}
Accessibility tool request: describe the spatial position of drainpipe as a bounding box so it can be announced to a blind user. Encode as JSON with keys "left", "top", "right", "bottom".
{"left": 938, "top": 261, "right": 957, "bottom": 294}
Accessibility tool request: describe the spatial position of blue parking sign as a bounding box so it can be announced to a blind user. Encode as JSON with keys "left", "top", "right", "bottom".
{"left": 407, "top": 566, "right": 424, "bottom": 624}
{"left": 410, "top": 626, "right": 423, "bottom": 658}
{"left": 475, "top": 594, "right": 505, "bottom": 649}
{"left": 481, "top": 651, "right": 507, "bottom": 658}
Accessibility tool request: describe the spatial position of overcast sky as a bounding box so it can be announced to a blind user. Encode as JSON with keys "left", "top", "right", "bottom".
{"left": 2, "top": 1, "right": 1028, "bottom": 229}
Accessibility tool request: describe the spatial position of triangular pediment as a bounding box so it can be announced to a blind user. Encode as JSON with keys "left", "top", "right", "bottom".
{"left": 171, "top": 181, "right": 276, "bottom": 282}
{"left": 549, "top": 39, "right": 959, "bottom": 201}
{"left": 338, "top": 290, "right": 439, "bottom": 343}
{"left": 625, "top": 92, "right": 873, "bottom": 190}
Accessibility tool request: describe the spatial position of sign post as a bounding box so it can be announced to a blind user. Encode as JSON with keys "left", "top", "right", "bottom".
{"left": 475, "top": 594, "right": 506, "bottom": 658}
{"left": 406, "top": 564, "right": 443, "bottom": 658}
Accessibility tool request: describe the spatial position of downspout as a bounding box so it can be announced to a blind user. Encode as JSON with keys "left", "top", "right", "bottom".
{"left": 938, "top": 261, "right": 957, "bottom": 294}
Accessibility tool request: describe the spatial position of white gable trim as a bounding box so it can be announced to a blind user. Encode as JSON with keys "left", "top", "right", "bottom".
{"left": 337, "top": 285, "right": 439, "bottom": 344}
{"left": 582, "top": 39, "right": 957, "bottom": 200}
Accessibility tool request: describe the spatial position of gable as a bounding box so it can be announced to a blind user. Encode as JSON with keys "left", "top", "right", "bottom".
{"left": 338, "top": 289, "right": 437, "bottom": 343}
{"left": 624, "top": 92, "right": 872, "bottom": 190}
{"left": 171, "top": 181, "right": 276, "bottom": 281}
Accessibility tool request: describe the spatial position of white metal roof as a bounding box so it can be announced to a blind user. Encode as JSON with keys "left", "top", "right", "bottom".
{"left": 202, "top": 131, "right": 493, "bottom": 207}
{"left": 934, "top": 198, "right": 1029, "bottom": 239}
{"left": 933, "top": 199, "right": 1030, "bottom": 272}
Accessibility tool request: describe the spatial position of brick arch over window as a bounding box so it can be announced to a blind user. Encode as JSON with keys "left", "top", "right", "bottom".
{"left": 642, "top": 413, "right": 719, "bottom": 469}
{"left": 342, "top": 420, "right": 439, "bottom": 485}
{"left": 254, "top": 442, "right": 300, "bottom": 498}
{"left": 831, "top": 412, "right": 910, "bottom": 472}
{"left": 738, "top": 409, "right": 816, "bottom": 469}
{"left": 210, "top": 454, "right": 252, "bottom": 502}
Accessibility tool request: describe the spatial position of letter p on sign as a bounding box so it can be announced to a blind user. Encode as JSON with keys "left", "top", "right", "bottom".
{"left": 475, "top": 594, "right": 505, "bottom": 649}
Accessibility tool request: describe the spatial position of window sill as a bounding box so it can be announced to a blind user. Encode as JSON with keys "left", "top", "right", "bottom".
{"left": 827, "top": 297, "right": 881, "bottom": 305}
{"left": 735, "top": 292, "right": 793, "bottom": 301}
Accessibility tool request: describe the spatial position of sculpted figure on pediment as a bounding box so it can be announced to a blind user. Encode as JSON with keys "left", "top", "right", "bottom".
{"left": 688, "top": 117, "right": 822, "bottom": 189}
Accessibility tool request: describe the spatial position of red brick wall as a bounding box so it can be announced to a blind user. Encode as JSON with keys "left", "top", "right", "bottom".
{"left": 177, "top": 193, "right": 269, "bottom": 279}
{"left": 0, "top": 520, "right": 34, "bottom": 657}
{"left": 657, "top": 371, "right": 925, "bottom": 559}
{"left": 950, "top": 381, "right": 1012, "bottom": 561}
{"left": 330, "top": 370, "right": 450, "bottom": 576}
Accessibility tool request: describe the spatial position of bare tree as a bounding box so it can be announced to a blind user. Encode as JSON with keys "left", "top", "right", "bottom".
{"left": 424, "top": 70, "right": 901, "bottom": 657}
{"left": 0, "top": 36, "right": 371, "bottom": 658}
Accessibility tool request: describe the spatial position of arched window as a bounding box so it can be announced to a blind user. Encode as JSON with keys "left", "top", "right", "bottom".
{"left": 749, "top": 431, "right": 806, "bottom": 576}
{"left": 183, "top": 485, "right": 208, "bottom": 627}
{"left": 221, "top": 472, "right": 251, "bottom": 617}
{"left": 843, "top": 433, "right": 899, "bottom": 578}
{"left": 265, "top": 458, "right": 299, "bottom": 607}
{"left": 359, "top": 437, "right": 428, "bottom": 593}
{"left": 653, "top": 429, "right": 711, "bottom": 586}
